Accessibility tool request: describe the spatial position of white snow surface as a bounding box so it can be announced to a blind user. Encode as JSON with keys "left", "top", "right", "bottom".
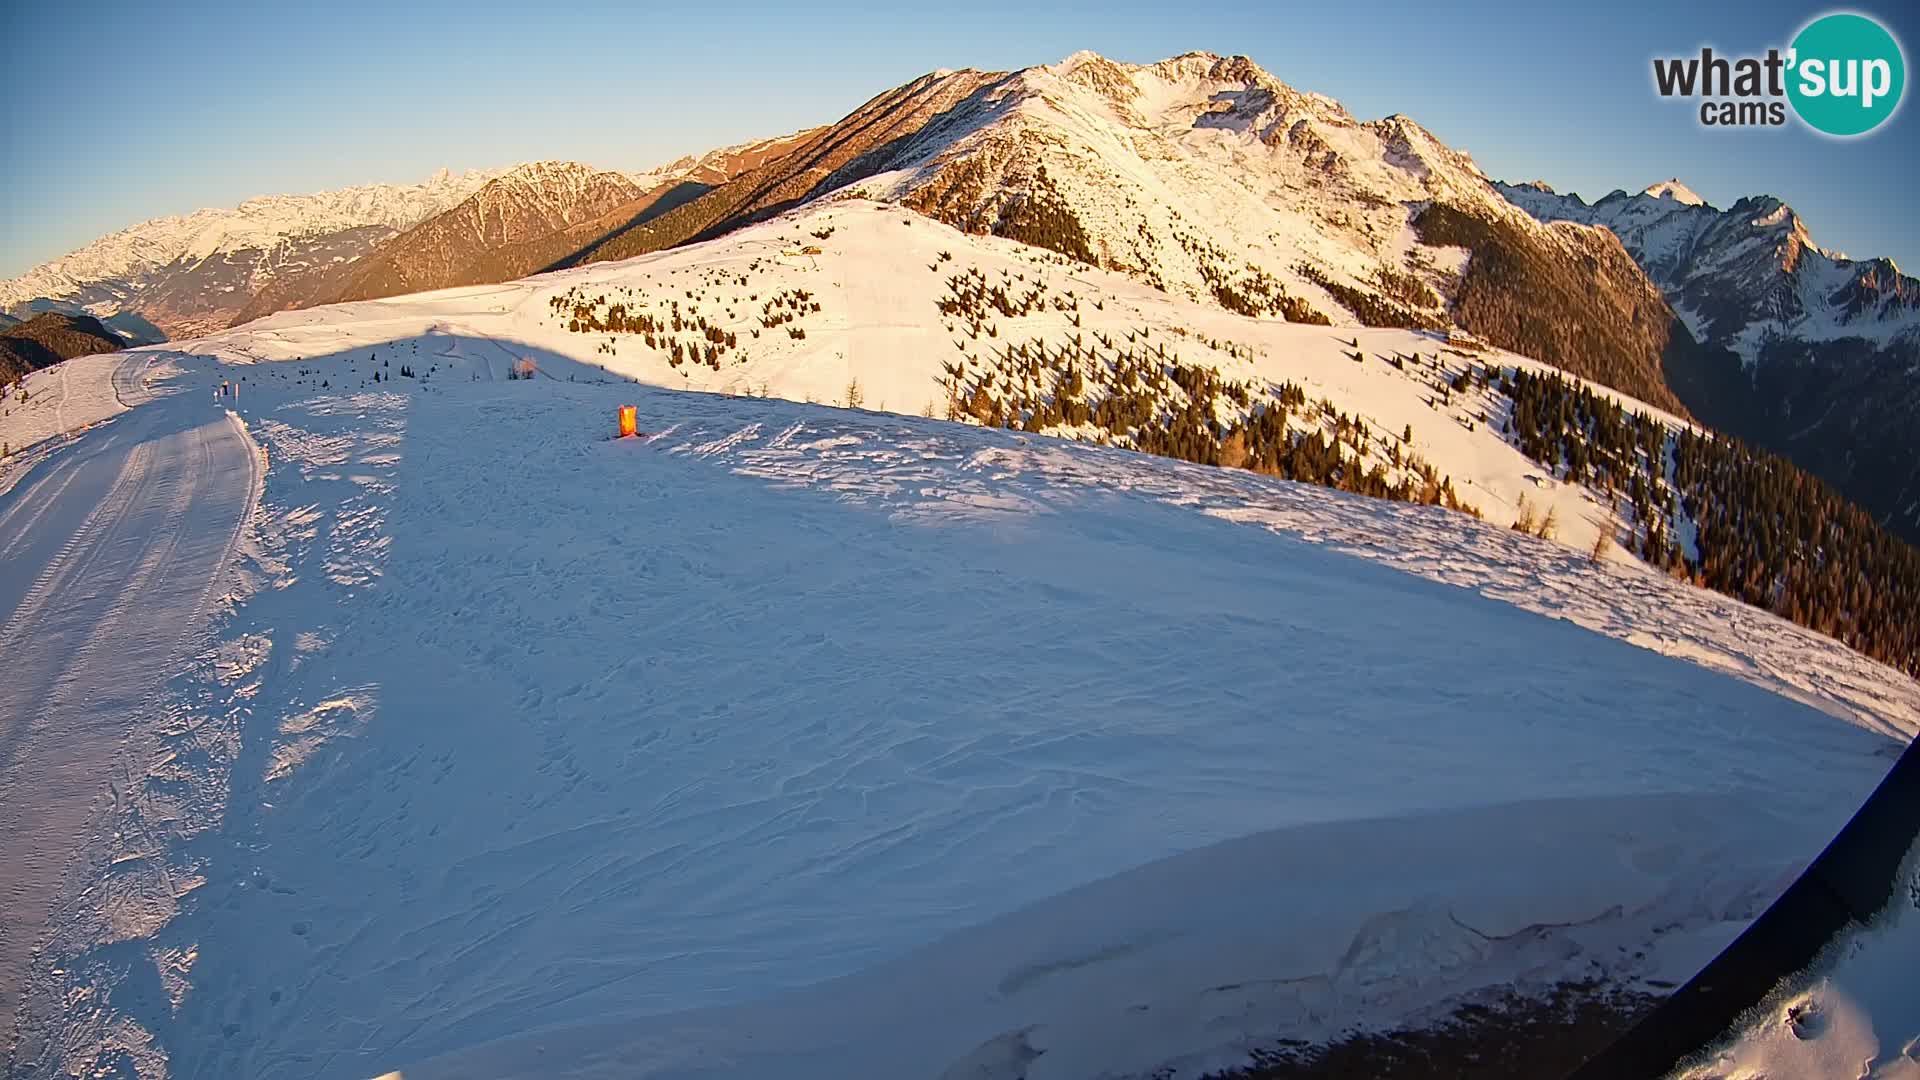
{"left": 4, "top": 202, "right": 1917, "bottom": 1079}
{"left": 1644, "top": 179, "right": 1706, "bottom": 206}
{"left": 0, "top": 359, "right": 260, "bottom": 1060}
{"left": 0, "top": 353, "right": 139, "bottom": 496}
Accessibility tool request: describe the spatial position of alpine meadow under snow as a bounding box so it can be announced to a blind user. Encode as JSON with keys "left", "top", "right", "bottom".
{"left": 1, "top": 47, "right": 1916, "bottom": 1080}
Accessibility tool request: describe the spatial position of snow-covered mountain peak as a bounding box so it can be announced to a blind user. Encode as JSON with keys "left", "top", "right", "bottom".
{"left": 1139, "top": 50, "right": 1283, "bottom": 92}
{"left": 1643, "top": 178, "right": 1705, "bottom": 205}
{"left": 176, "top": 168, "right": 499, "bottom": 262}
{"left": 496, "top": 160, "right": 605, "bottom": 182}
{"left": 1022, "top": 49, "right": 1350, "bottom": 130}
{"left": 919, "top": 48, "right": 1505, "bottom": 218}
{"left": 1496, "top": 174, "right": 1920, "bottom": 539}
{"left": 1051, "top": 48, "right": 1110, "bottom": 72}
{"left": 1047, "top": 50, "right": 1144, "bottom": 105}
{"left": 1726, "top": 194, "right": 1829, "bottom": 267}
{"left": 482, "top": 161, "right": 634, "bottom": 205}
{"left": 567, "top": 50, "right": 1669, "bottom": 411}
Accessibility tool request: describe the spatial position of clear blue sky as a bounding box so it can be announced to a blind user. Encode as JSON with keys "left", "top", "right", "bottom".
{"left": 5, "top": 0, "right": 1916, "bottom": 278}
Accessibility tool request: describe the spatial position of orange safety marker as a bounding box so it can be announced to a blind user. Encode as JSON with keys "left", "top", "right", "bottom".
{"left": 617, "top": 405, "right": 638, "bottom": 438}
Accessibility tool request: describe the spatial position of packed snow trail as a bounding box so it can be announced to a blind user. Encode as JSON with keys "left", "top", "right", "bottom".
{"left": 0, "top": 374, "right": 257, "bottom": 1053}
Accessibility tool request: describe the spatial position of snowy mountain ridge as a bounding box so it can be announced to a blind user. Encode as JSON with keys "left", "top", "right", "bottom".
{"left": 846, "top": 49, "right": 1534, "bottom": 304}
{"left": 626, "top": 128, "right": 828, "bottom": 191}
{"left": 1642, "top": 178, "right": 1705, "bottom": 206}
{"left": 0, "top": 168, "right": 499, "bottom": 315}
{"left": 1496, "top": 178, "right": 1920, "bottom": 543}
{"left": 570, "top": 50, "right": 1684, "bottom": 413}
{"left": 1494, "top": 180, "right": 1916, "bottom": 355}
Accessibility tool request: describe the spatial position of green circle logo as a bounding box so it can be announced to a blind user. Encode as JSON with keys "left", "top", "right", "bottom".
{"left": 1787, "top": 12, "right": 1906, "bottom": 136}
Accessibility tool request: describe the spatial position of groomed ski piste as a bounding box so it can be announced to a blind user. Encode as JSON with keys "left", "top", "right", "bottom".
{"left": 3, "top": 202, "right": 1916, "bottom": 1079}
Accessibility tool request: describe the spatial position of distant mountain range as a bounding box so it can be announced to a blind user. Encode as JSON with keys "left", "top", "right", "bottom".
{"left": 226, "top": 162, "right": 650, "bottom": 319}
{"left": 229, "top": 133, "right": 818, "bottom": 322}
{"left": 7, "top": 51, "right": 1916, "bottom": 546}
{"left": 0, "top": 136, "right": 820, "bottom": 342}
{"left": 0, "top": 170, "right": 498, "bottom": 337}
{"left": 0, "top": 58, "right": 1682, "bottom": 418}
{"left": 1499, "top": 179, "right": 1920, "bottom": 542}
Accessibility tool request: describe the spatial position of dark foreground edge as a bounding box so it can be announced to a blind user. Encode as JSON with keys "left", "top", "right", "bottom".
{"left": 1567, "top": 733, "right": 1920, "bottom": 1079}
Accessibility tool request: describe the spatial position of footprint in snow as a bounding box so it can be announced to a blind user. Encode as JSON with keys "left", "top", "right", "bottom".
{"left": 1785, "top": 996, "right": 1827, "bottom": 1040}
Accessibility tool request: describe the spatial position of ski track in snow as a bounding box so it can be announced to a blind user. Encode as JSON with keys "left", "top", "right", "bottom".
{"left": 0, "top": 352, "right": 147, "bottom": 501}
{"left": 7, "top": 350, "right": 1910, "bottom": 1079}
{"left": 0, "top": 374, "right": 258, "bottom": 1064}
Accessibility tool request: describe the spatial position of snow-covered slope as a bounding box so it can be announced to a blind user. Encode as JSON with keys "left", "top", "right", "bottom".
{"left": 0, "top": 169, "right": 498, "bottom": 337}
{"left": 169, "top": 200, "right": 1920, "bottom": 696}
{"left": 570, "top": 52, "right": 1684, "bottom": 414}
{"left": 0, "top": 354, "right": 138, "bottom": 493}
{"left": 226, "top": 201, "right": 1651, "bottom": 565}
{"left": 8, "top": 241, "right": 1915, "bottom": 1076}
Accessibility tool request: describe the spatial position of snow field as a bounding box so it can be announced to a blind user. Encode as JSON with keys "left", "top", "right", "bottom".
{"left": 9, "top": 201, "right": 1916, "bottom": 1079}
{"left": 233, "top": 202, "right": 1679, "bottom": 565}
{"left": 14, "top": 344, "right": 1910, "bottom": 1078}
{"left": 0, "top": 352, "right": 148, "bottom": 497}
